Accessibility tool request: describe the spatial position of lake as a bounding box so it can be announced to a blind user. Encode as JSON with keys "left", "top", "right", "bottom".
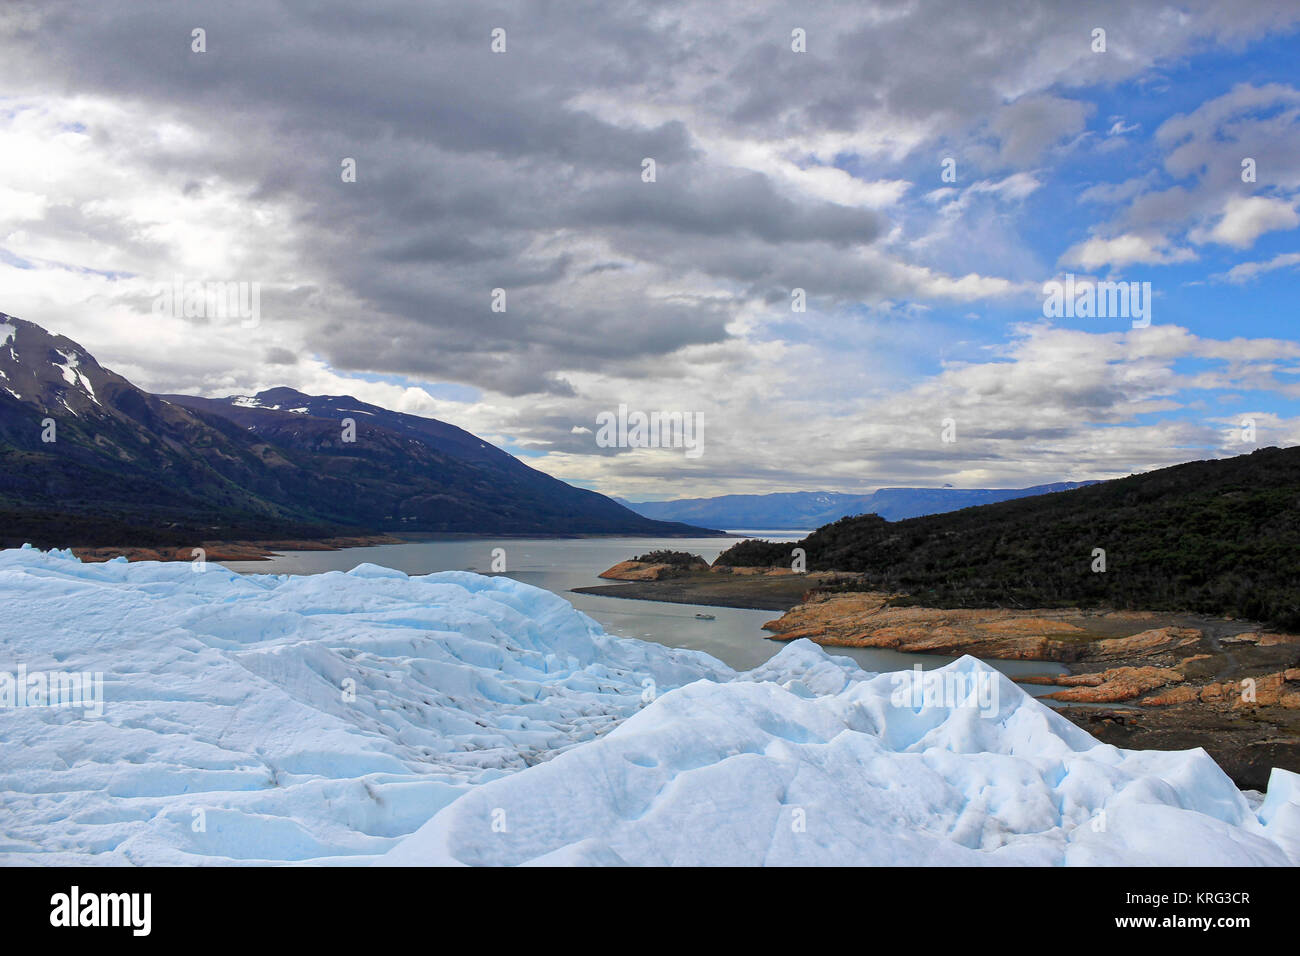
{"left": 221, "top": 534, "right": 1065, "bottom": 687}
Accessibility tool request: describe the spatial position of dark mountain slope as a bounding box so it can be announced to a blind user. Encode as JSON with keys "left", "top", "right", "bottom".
{"left": 0, "top": 313, "right": 711, "bottom": 546}
{"left": 162, "top": 388, "right": 709, "bottom": 535}
{"left": 0, "top": 316, "right": 338, "bottom": 546}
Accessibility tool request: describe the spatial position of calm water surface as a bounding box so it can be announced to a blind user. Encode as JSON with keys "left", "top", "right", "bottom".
{"left": 221, "top": 534, "right": 1064, "bottom": 687}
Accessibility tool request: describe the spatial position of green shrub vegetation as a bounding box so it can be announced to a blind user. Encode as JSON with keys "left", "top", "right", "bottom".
{"left": 632, "top": 550, "right": 705, "bottom": 567}
{"left": 716, "top": 446, "right": 1300, "bottom": 630}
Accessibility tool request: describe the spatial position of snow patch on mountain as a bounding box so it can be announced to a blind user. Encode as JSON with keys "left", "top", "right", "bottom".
{"left": 52, "top": 348, "right": 98, "bottom": 404}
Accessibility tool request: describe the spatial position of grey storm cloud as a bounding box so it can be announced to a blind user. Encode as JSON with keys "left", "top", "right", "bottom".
{"left": 263, "top": 346, "right": 300, "bottom": 366}
{"left": 989, "top": 96, "right": 1093, "bottom": 165}
{"left": 5, "top": 0, "right": 1300, "bottom": 409}
{"left": 572, "top": 170, "right": 884, "bottom": 245}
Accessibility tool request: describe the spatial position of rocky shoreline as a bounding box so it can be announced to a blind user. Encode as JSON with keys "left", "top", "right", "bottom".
{"left": 588, "top": 557, "right": 1300, "bottom": 789}
{"left": 574, "top": 559, "right": 842, "bottom": 610}
{"left": 70, "top": 534, "right": 403, "bottom": 563}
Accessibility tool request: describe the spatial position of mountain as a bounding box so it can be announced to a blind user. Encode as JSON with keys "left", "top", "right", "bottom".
{"left": 621, "top": 483, "right": 1098, "bottom": 529}
{"left": 0, "top": 313, "right": 712, "bottom": 546}
{"left": 717, "top": 446, "right": 1300, "bottom": 629}
{"left": 0, "top": 315, "right": 339, "bottom": 547}
{"left": 163, "top": 386, "right": 512, "bottom": 470}
{"left": 160, "top": 386, "right": 713, "bottom": 537}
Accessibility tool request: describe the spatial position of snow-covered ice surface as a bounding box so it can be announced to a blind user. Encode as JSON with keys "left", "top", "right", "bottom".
{"left": 0, "top": 547, "right": 726, "bottom": 865}
{"left": 387, "top": 645, "right": 1300, "bottom": 866}
{"left": 1, "top": 546, "right": 1297, "bottom": 866}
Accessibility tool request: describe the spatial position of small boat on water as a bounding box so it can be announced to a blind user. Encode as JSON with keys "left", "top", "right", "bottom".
{"left": 694, "top": 613, "right": 715, "bottom": 620}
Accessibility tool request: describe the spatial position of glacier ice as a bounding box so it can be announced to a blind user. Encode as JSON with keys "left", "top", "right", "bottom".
{"left": 0, "top": 546, "right": 1295, "bottom": 866}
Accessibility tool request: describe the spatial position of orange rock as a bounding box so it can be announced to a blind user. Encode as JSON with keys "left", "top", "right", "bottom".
{"left": 761, "top": 593, "right": 1199, "bottom": 663}
{"left": 1259, "top": 632, "right": 1300, "bottom": 646}
{"left": 1141, "top": 685, "right": 1199, "bottom": 706}
{"left": 597, "top": 561, "right": 676, "bottom": 581}
{"left": 1221, "top": 632, "right": 1261, "bottom": 645}
{"left": 597, "top": 557, "right": 709, "bottom": 581}
{"left": 1082, "top": 627, "right": 1202, "bottom": 662}
{"left": 1045, "top": 666, "right": 1182, "bottom": 703}
{"left": 1237, "top": 673, "right": 1290, "bottom": 707}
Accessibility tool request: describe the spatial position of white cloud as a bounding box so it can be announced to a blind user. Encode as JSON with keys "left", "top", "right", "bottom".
{"left": 1198, "top": 195, "right": 1300, "bottom": 248}
{"left": 969, "top": 172, "right": 1042, "bottom": 201}
{"left": 1218, "top": 250, "right": 1300, "bottom": 283}
{"left": 1060, "top": 234, "right": 1196, "bottom": 270}
{"left": 1080, "top": 83, "right": 1300, "bottom": 271}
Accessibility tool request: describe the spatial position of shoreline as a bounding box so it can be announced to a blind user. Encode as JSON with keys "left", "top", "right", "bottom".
{"left": 70, "top": 534, "right": 406, "bottom": 563}
{"left": 64, "top": 529, "right": 740, "bottom": 564}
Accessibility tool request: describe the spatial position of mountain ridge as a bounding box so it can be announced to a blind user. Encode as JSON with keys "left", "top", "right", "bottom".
{"left": 620, "top": 482, "right": 1099, "bottom": 528}
{"left": 0, "top": 313, "right": 715, "bottom": 546}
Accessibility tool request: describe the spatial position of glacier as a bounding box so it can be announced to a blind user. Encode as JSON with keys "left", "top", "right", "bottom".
{"left": 0, "top": 545, "right": 1296, "bottom": 866}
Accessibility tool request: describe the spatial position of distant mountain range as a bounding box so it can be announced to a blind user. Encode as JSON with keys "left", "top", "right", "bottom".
{"left": 619, "top": 483, "right": 1099, "bottom": 529}
{"left": 0, "top": 313, "right": 712, "bottom": 547}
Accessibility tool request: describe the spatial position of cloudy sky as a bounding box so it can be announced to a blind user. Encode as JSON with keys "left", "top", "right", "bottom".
{"left": 3, "top": 1, "right": 1300, "bottom": 500}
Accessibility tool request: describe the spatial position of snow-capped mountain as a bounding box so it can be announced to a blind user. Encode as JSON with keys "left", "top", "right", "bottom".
{"left": 162, "top": 386, "right": 519, "bottom": 471}
{"left": 0, "top": 314, "right": 329, "bottom": 547}
{"left": 1, "top": 314, "right": 124, "bottom": 416}
{"left": 0, "top": 313, "right": 710, "bottom": 546}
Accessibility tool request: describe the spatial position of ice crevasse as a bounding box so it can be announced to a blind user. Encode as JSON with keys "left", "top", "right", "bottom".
{"left": 0, "top": 545, "right": 1296, "bottom": 866}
